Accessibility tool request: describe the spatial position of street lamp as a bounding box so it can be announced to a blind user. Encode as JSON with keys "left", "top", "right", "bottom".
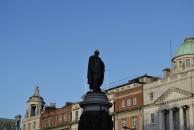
{"left": 122, "top": 126, "right": 136, "bottom": 130}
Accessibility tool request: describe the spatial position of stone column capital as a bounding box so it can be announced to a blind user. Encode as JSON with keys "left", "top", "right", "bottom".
{"left": 182, "top": 105, "right": 189, "bottom": 110}
{"left": 162, "top": 109, "right": 169, "bottom": 113}
{"left": 171, "top": 107, "right": 179, "bottom": 111}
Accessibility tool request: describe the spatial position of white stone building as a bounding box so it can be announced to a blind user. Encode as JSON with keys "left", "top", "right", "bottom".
{"left": 143, "top": 37, "right": 194, "bottom": 130}
{"left": 22, "top": 86, "right": 45, "bottom": 130}
{"left": 71, "top": 102, "right": 82, "bottom": 130}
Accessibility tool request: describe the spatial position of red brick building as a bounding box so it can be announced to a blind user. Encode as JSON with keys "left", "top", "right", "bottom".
{"left": 40, "top": 102, "right": 72, "bottom": 130}
{"left": 112, "top": 75, "right": 158, "bottom": 130}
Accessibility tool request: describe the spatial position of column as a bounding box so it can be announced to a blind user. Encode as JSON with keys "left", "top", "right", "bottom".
{"left": 169, "top": 109, "right": 174, "bottom": 130}
{"left": 179, "top": 107, "right": 184, "bottom": 130}
{"left": 115, "top": 115, "right": 118, "bottom": 130}
{"left": 159, "top": 111, "right": 163, "bottom": 130}
{"left": 35, "top": 104, "right": 38, "bottom": 116}
{"left": 189, "top": 105, "right": 194, "bottom": 130}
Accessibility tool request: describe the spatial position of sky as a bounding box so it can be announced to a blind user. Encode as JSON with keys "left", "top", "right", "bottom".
{"left": 0, "top": 0, "right": 194, "bottom": 119}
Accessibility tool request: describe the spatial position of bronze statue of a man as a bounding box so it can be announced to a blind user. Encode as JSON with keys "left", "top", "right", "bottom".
{"left": 87, "top": 50, "right": 105, "bottom": 92}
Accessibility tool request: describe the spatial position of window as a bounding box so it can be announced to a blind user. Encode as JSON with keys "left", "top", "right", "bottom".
{"left": 33, "top": 122, "right": 36, "bottom": 130}
{"left": 132, "top": 97, "right": 137, "bottom": 105}
{"left": 151, "top": 113, "right": 154, "bottom": 123}
{"left": 127, "top": 99, "right": 132, "bottom": 106}
{"left": 193, "top": 57, "right": 194, "bottom": 64}
{"left": 33, "top": 122, "right": 36, "bottom": 129}
{"left": 23, "top": 124, "right": 26, "bottom": 130}
{"left": 186, "top": 59, "right": 190, "bottom": 68}
{"left": 67, "top": 112, "right": 71, "bottom": 121}
{"left": 183, "top": 61, "right": 186, "bottom": 70}
{"left": 121, "top": 118, "right": 126, "bottom": 130}
{"left": 150, "top": 92, "right": 154, "bottom": 101}
{"left": 28, "top": 123, "right": 31, "bottom": 130}
{"left": 56, "top": 115, "right": 58, "bottom": 122}
{"left": 31, "top": 104, "right": 36, "bottom": 117}
{"left": 131, "top": 116, "right": 137, "bottom": 128}
{"left": 75, "top": 111, "right": 79, "bottom": 121}
{"left": 59, "top": 114, "right": 62, "bottom": 122}
{"left": 121, "top": 100, "right": 125, "bottom": 108}
{"left": 56, "top": 114, "right": 62, "bottom": 123}
{"left": 44, "top": 118, "right": 51, "bottom": 128}
{"left": 64, "top": 113, "right": 67, "bottom": 122}
{"left": 179, "top": 60, "right": 182, "bottom": 68}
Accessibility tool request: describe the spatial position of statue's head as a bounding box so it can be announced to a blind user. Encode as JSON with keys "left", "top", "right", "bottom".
{"left": 94, "top": 50, "right": 100, "bottom": 56}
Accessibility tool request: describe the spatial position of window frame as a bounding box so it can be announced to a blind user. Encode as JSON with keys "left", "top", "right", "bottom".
{"left": 127, "top": 99, "right": 132, "bottom": 106}
{"left": 131, "top": 116, "right": 137, "bottom": 128}
{"left": 121, "top": 100, "right": 125, "bottom": 108}
{"left": 132, "top": 97, "right": 137, "bottom": 105}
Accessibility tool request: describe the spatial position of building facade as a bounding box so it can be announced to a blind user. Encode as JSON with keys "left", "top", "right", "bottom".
{"left": 22, "top": 86, "right": 45, "bottom": 130}
{"left": 107, "top": 89, "right": 116, "bottom": 130}
{"left": 143, "top": 37, "right": 194, "bottom": 130}
{"left": 0, "top": 115, "right": 22, "bottom": 130}
{"left": 107, "top": 75, "right": 158, "bottom": 130}
{"left": 114, "top": 83, "right": 143, "bottom": 130}
{"left": 21, "top": 37, "right": 194, "bottom": 130}
{"left": 71, "top": 102, "right": 82, "bottom": 130}
{"left": 40, "top": 102, "right": 72, "bottom": 130}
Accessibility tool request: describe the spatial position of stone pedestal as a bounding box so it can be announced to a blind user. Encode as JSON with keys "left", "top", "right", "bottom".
{"left": 78, "top": 91, "right": 113, "bottom": 130}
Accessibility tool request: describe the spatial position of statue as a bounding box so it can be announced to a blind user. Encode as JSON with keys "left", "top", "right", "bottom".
{"left": 78, "top": 50, "right": 112, "bottom": 130}
{"left": 87, "top": 50, "right": 105, "bottom": 92}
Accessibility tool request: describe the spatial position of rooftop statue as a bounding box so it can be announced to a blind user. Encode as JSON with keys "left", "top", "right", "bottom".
{"left": 87, "top": 50, "right": 105, "bottom": 92}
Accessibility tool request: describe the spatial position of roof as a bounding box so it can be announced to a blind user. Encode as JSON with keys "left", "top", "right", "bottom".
{"left": 108, "top": 74, "right": 159, "bottom": 91}
{"left": 0, "top": 118, "right": 15, "bottom": 122}
{"left": 28, "top": 86, "right": 45, "bottom": 104}
{"left": 174, "top": 37, "right": 194, "bottom": 58}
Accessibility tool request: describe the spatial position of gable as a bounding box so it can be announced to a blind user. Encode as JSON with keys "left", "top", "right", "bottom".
{"left": 154, "top": 87, "right": 193, "bottom": 104}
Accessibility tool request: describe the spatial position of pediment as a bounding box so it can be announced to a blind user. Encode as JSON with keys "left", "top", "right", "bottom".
{"left": 154, "top": 87, "right": 193, "bottom": 104}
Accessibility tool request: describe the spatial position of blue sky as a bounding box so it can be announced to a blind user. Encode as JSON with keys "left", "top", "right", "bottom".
{"left": 0, "top": 0, "right": 194, "bottom": 118}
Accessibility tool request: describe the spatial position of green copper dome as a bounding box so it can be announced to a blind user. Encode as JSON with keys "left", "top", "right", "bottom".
{"left": 175, "top": 37, "right": 194, "bottom": 57}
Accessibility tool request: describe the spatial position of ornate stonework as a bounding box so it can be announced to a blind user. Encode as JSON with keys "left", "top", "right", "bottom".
{"left": 154, "top": 87, "right": 194, "bottom": 104}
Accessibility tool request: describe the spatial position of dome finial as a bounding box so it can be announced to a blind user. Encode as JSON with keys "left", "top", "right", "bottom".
{"left": 34, "top": 85, "right": 40, "bottom": 96}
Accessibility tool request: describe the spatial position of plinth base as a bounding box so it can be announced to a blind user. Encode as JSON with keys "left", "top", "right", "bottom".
{"left": 78, "top": 111, "right": 113, "bottom": 130}
{"left": 78, "top": 92, "right": 113, "bottom": 130}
